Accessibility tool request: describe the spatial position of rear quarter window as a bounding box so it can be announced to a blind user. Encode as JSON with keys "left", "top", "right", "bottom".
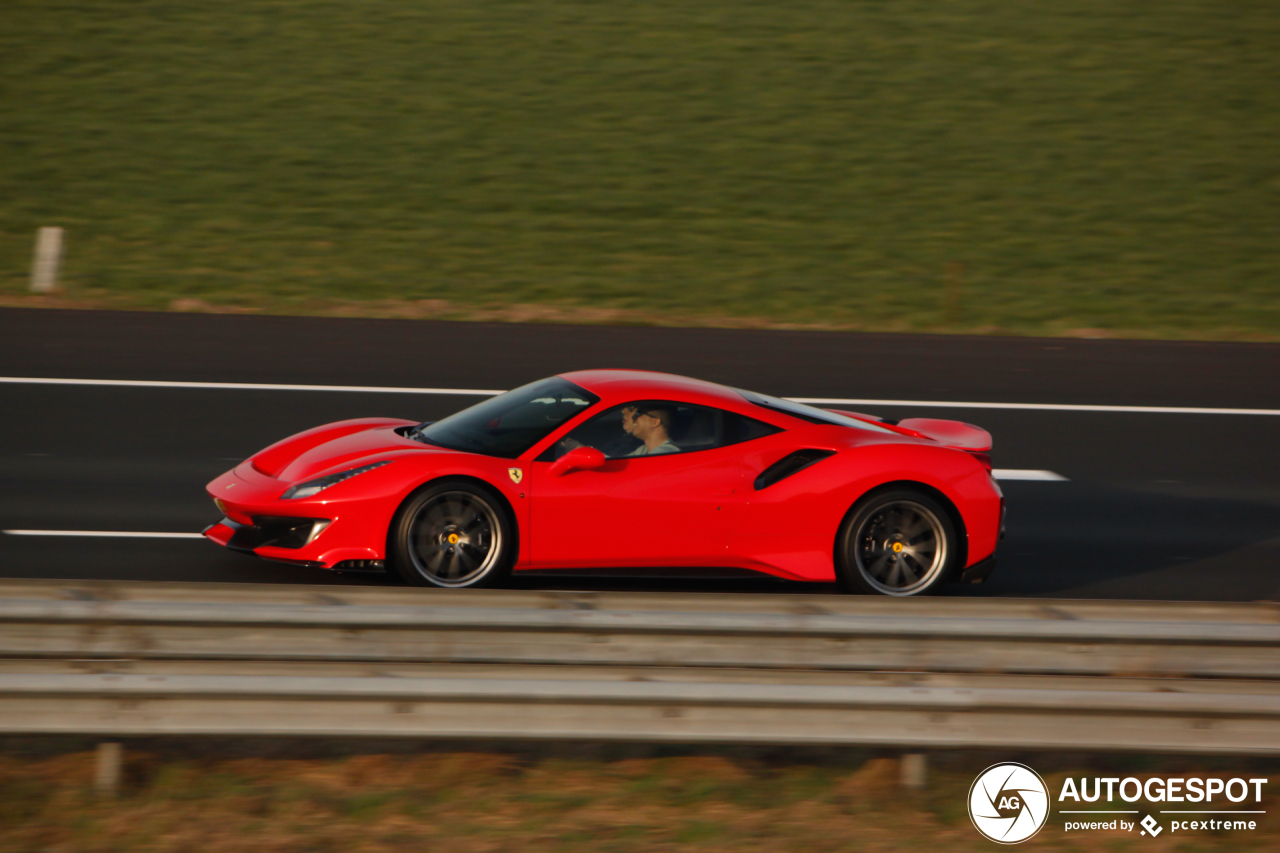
{"left": 735, "top": 389, "right": 896, "bottom": 433}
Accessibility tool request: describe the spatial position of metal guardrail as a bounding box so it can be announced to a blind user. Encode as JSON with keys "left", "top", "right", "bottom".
{"left": 0, "top": 579, "right": 1277, "bottom": 752}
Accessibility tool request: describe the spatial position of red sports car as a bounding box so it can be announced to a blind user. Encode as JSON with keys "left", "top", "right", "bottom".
{"left": 204, "top": 370, "right": 1002, "bottom": 596}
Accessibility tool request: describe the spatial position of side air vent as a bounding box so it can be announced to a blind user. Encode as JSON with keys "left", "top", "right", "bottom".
{"left": 753, "top": 449, "right": 837, "bottom": 491}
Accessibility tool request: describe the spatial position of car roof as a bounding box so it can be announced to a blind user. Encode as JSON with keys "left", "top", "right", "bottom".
{"left": 557, "top": 369, "right": 914, "bottom": 443}
{"left": 558, "top": 369, "right": 750, "bottom": 409}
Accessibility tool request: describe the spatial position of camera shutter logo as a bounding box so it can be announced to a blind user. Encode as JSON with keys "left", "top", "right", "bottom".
{"left": 969, "top": 763, "right": 1050, "bottom": 844}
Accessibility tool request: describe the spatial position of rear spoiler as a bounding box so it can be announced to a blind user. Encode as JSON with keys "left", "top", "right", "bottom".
{"left": 823, "top": 409, "right": 991, "bottom": 452}
{"left": 895, "top": 418, "right": 992, "bottom": 452}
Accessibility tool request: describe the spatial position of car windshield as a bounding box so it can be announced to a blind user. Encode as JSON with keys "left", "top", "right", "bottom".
{"left": 411, "top": 378, "right": 599, "bottom": 458}
{"left": 736, "top": 389, "right": 895, "bottom": 433}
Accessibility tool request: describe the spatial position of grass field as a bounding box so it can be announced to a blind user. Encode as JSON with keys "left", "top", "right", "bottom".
{"left": 2, "top": 1, "right": 1278, "bottom": 338}
{"left": 4, "top": 749, "right": 1278, "bottom": 852}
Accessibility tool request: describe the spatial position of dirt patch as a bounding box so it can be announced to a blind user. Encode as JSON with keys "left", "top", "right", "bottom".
{"left": 832, "top": 756, "right": 900, "bottom": 801}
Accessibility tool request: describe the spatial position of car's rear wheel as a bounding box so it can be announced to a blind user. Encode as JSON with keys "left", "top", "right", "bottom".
{"left": 390, "top": 480, "right": 514, "bottom": 588}
{"left": 836, "top": 489, "right": 957, "bottom": 596}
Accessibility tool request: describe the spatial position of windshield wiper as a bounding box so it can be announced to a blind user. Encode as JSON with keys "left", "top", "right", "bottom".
{"left": 406, "top": 421, "right": 436, "bottom": 443}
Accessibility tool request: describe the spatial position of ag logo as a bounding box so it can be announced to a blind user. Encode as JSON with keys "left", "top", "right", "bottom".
{"left": 969, "top": 763, "right": 1050, "bottom": 844}
{"left": 508, "top": 468, "right": 523, "bottom": 484}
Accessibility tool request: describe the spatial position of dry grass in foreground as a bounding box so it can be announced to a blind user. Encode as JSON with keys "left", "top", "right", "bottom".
{"left": 2, "top": 750, "right": 1277, "bottom": 852}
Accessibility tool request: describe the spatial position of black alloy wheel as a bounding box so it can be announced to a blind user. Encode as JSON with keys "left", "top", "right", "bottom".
{"left": 390, "top": 481, "right": 514, "bottom": 588}
{"left": 836, "top": 489, "right": 958, "bottom": 596}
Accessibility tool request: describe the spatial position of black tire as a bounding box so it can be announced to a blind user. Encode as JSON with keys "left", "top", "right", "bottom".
{"left": 389, "top": 480, "right": 514, "bottom": 588}
{"left": 836, "top": 488, "right": 958, "bottom": 597}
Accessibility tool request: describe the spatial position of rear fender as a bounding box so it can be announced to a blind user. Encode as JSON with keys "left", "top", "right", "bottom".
{"left": 838, "top": 479, "right": 969, "bottom": 577}
{"left": 731, "top": 443, "right": 997, "bottom": 581}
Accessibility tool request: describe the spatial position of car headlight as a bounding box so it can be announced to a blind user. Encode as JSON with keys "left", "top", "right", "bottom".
{"left": 280, "top": 460, "right": 392, "bottom": 500}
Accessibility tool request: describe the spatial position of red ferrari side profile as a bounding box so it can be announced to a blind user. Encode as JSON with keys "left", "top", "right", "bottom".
{"left": 204, "top": 370, "right": 1003, "bottom": 596}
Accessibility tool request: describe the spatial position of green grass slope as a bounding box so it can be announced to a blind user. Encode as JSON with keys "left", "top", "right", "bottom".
{"left": 2, "top": 1, "right": 1278, "bottom": 337}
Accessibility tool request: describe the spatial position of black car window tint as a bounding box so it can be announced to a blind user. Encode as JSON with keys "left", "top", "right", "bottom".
{"left": 539, "top": 401, "right": 672, "bottom": 461}
{"left": 538, "top": 402, "right": 782, "bottom": 462}
{"left": 721, "top": 411, "right": 784, "bottom": 446}
{"left": 735, "top": 389, "right": 895, "bottom": 433}
{"left": 413, "top": 378, "right": 599, "bottom": 459}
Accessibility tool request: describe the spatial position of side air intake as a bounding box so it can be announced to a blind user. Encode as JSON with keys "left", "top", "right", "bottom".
{"left": 754, "top": 449, "right": 837, "bottom": 491}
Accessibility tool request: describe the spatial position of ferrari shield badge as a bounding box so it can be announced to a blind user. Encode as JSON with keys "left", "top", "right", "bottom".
{"left": 508, "top": 467, "right": 523, "bottom": 484}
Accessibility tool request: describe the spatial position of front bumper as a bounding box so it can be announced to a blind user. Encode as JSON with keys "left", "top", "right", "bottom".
{"left": 203, "top": 461, "right": 390, "bottom": 569}
{"left": 206, "top": 516, "right": 330, "bottom": 552}
{"left": 203, "top": 519, "right": 326, "bottom": 568}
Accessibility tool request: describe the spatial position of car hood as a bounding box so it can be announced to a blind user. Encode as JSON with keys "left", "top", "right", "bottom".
{"left": 249, "top": 418, "right": 425, "bottom": 482}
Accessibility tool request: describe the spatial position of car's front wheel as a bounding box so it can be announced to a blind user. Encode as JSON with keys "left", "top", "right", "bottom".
{"left": 836, "top": 489, "right": 957, "bottom": 596}
{"left": 389, "top": 480, "right": 514, "bottom": 588}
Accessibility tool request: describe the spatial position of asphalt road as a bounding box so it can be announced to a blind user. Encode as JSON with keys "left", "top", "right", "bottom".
{"left": 2, "top": 308, "right": 1278, "bottom": 600}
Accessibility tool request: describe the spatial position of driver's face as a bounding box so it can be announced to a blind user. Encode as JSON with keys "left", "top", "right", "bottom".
{"left": 621, "top": 406, "right": 640, "bottom": 436}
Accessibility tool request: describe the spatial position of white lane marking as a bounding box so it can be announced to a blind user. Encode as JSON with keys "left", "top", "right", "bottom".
{"left": 0, "top": 377, "right": 502, "bottom": 396}
{"left": 1, "top": 376, "right": 1276, "bottom": 415}
{"left": 3, "top": 530, "right": 206, "bottom": 539}
{"left": 992, "top": 469, "right": 1068, "bottom": 481}
{"left": 790, "top": 396, "right": 1280, "bottom": 416}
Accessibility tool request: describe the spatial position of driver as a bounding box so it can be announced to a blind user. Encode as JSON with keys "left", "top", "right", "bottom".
{"left": 622, "top": 405, "right": 679, "bottom": 456}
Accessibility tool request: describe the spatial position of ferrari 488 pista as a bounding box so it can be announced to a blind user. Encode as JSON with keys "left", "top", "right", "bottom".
{"left": 204, "top": 370, "right": 1003, "bottom": 596}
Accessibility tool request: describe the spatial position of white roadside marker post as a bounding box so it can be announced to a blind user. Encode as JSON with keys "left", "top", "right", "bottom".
{"left": 95, "top": 741, "right": 122, "bottom": 795}
{"left": 30, "top": 226, "right": 64, "bottom": 293}
{"left": 901, "top": 753, "right": 927, "bottom": 789}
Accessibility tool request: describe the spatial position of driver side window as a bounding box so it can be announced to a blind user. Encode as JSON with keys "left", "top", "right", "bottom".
{"left": 538, "top": 401, "right": 780, "bottom": 461}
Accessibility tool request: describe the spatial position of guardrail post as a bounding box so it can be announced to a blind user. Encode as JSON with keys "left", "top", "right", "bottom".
{"left": 30, "top": 226, "right": 64, "bottom": 293}
{"left": 95, "top": 742, "right": 122, "bottom": 795}
{"left": 900, "top": 753, "right": 927, "bottom": 789}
